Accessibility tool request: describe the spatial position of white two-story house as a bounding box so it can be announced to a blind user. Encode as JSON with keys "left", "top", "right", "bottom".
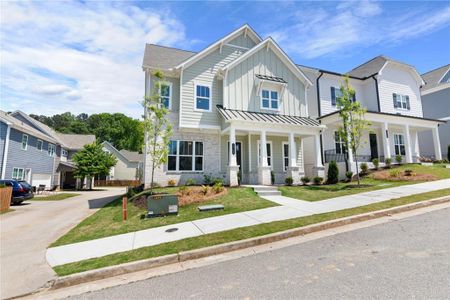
{"left": 142, "top": 25, "right": 444, "bottom": 187}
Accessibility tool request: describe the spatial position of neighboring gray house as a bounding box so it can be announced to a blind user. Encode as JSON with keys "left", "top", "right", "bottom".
{"left": 419, "top": 64, "right": 450, "bottom": 159}
{"left": 0, "top": 110, "right": 95, "bottom": 188}
{"left": 142, "top": 25, "right": 445, "bottom": 187}
{"left": 102, "top": 141, "right": 143, "bottom": 181}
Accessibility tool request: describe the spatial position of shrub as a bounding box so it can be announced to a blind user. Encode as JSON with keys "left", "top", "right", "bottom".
{"left": 271, "top": 171, "right": 275, "bottom": 185}
{"left": 179, "top": 186, "right": 191, "bottom": 196}
{"left": 345, "top": 171, "right": 353, "bottom": 182}
{"left": 385, "top": 158, "right": 392, "bottom": 169}
{"left": 285, "top": 177, "right": 293, "bottom": 186}
{"left": 213, "top": 178, "right": 224, "bottom": 186}
{"left": 390, "top": 169, "right": 401, "bottom": 177}
{"left": 203, "top": 174, "right": 213, "bottom": 186}
{"left": 201, "top": 185, "right": 209, "bottom": 195}
{"left": 360, "top": 162, "right": 368, "bottom": 175}
{"left": 185, "top": 178, "right": 196, "bottom": 186}
{"left": 404, "top": 169, "right": 414, "bottom": 176}
{"left": 167, "top": 179, "right": 176, "bottom": 187}
{"left": 327, "top": 161, "right": 339, "bottom": 184}
{"left": 372, "top": 158, "right": 379, "bottom": 170}
{"left": 313, "top": 176, "right": 323, "bottom": 185}
{"left": 396, "top": 155, "right": 402, "bottom": 164}
{"left": 212, "top": 182, "right": 224, "bottom": 193}
{"left": 301, "top": 176, "right": 310, "bottom": 184}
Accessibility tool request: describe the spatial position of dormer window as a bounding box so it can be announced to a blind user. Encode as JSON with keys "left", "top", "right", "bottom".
{"left": 261, "top": 89, "right": 279, "bottom": 110}
{"left": 393, "top": 93, "right": 410, "bottom": 110}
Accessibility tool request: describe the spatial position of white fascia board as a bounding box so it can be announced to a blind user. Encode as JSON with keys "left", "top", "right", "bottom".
{"left": 221, "top": 38, "right": 313, "bottom": 87}
{"left": 227, "top": 119, "right": 325, "bottom": 133}
{"left": 102, "top": 141, "right": 133, "bottom": 164}
{"left": 421, "top": 82, "right": 450, "bottom": 96}
{"left": 174, "top": 24, "right": 262, "bottom": 70}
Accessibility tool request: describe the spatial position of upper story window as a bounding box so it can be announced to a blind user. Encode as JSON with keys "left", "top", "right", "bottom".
{"left": 261, "top": 89, "right": 279, "bottom": 110}
{"left": 159, "top": 82, "right": 172, "bottom": 110}
{"left": 36, "top": 139, "right": 43, "bottom": 151}
{"left": 393, "top": 93, "right": 410, "bottom": 110}
{"left": 48, "top": 144, "right": 56, "bottom": 157}
{"left": 334, "top": 132, "right": 346, "bottom": 154}
{"left": 168, "top": 140, "right": 203, "bottom": 172}
{"left": 331, "top": 87, "right": 355, "bottom": 106}
{"left": 195, "top": 84, "right": 211, "bottom": 111}
{"left": 21, "top": 134, "right": 28, "bottom": 150}
{"left": 62, "top": 148, "right": 68, "bottom": 157}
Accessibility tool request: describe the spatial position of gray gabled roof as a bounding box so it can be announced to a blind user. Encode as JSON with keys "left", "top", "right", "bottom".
{"left": 56, "top": 133, "right": 95, "bottom": 150}
{"left": 421, "top": 64, "right": 450, "bottom": 92}
{"left": 119, "top": 149, "right": 143, "bottom": 163}
{"left": 142, "top": 44, "right": 196, "bottom": 70}
{"left": 347, "top": 55, "right": 389, "bottom": 78}
{"left": 217, "top": 105, "right": 321, "bottom": 127}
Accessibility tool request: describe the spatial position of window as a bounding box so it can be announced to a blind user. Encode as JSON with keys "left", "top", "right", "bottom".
{"left": 12, "top": 168, "right": 24, "bottom": 180}
{"left": 21, "top": 134, "right": 28, "bottom": 150}
{"left": 257, "top": 141, "right": 272, "bottom": 167}
{"left": 195, "top": 84, "right": 211, "bottom": 111}
{"left": 331, "top": 87, "right": 343, "bottom": 106}
{"left": 393, "top": 93, "right": 410, "bottom": 110}
{"left": 48, "top": 144, "right": 56, "bottom": 157}
{"left": 261, "top": 89, "right": 279, "bottom": 110}
{"left": 282, "top": 142, "right": 289, "bottom": 171}
{"left": 62, "top": 149, "right": 68, "bottom": 157}
{"left": 167, "top": 140, "right": 203, "bottom": 172}
{"left": 394, "top": 134, "right": 406, "bottom": 156}
{"left": 36, "top": 139, "right": 43, "bottom": 151}
{"left": 159, "top": 82, "right": 172, "bottom": 109}
{"left": 335, "top": 132, "right": 346, "bottom": 154}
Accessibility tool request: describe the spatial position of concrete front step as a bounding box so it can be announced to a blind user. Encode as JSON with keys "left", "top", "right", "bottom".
{"left": 252, "top": 186, "right": 281, "bottom": 197}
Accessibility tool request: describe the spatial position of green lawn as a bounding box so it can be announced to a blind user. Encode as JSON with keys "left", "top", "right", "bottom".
{"left": 279, "top": 164, "right": 450, "bottom": 201}
{"left": 53, "top": 188, "right": 450, "bottom": 276}
{"left": 31, "top": 193, "right": 80, "bottom": 201}
{"left": 51, "top": 187, "right": 277, "bottom": 247}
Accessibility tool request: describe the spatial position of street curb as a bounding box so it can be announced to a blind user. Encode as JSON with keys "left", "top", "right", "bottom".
{"left": 48, "top": 196, "right": 450, "bottom": 292}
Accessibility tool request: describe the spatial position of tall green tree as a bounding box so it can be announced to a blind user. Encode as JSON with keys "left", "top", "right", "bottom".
{"left": 72, "top": 142, "right": 117, "bottom": 190}
{"left": 337, "top": 76, "right": 371, "bottom": 186}
{"left": 143, "top": 70, "right": 173, "bottom": 193}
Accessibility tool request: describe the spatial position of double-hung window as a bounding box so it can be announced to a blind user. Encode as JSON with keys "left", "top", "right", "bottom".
{"left": 21, "top": 134, "right": 28, "bottom": 150}
{"left": 394, "top": 134, "right": 406, "bottom": 156}
{"left": 334, "top": 132, "right": 345, "bottom": 154}
{"left": 393, "top": 93, "right": 410, "bottom": 110}
{"left": 12, "top": 168, "right": 24, "bottom": 180}
{"left": 36, "top": 139, "right": 43, "bottom": 151}
{"left": 257, "top": 141, "right": 272, "bottom": 167}
{"left": 195, "top": 84, "right": 211, "bottom": 111}
{"left": 167, "top": 140, "right": 203, "bottom": 172}
{"left": 48, "top": 144, "right": 56, "bottom": 157}
{"left": 330, "top": 87, "right": 343, "bottom": 106}
{"left": 159, "top": 82, "right": 172, "bottom": 109}
{"left": 62, "top": 148, "right": 68, "bottom": 157}
{"left": 282, "top": 142, "right": 289, "bottom": 171}
{"left": 261, "top": 89, "right": 279, "bottom": 110}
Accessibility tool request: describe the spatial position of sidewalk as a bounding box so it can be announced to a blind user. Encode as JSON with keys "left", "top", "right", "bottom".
{"left": 46, "top": 179, "right": 450, "bottom": 267}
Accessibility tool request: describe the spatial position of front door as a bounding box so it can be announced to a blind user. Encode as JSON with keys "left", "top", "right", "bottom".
{"left": 369, "top": 133, "right": 378, "bottom": 160}
{"left": 235, "top": 142, "right": 242, "bottom": 170}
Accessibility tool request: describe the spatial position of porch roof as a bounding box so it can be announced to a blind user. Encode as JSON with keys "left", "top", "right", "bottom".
{"left": 217, "top": 105, "right": 322, "bottom": 127}
{"left": 318, "top": 110, "right": 446, "bottom": 124}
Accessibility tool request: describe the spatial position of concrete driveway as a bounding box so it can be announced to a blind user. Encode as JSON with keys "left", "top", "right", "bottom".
{"left": 0, "top": 187, "right": 126, "bottom": 299}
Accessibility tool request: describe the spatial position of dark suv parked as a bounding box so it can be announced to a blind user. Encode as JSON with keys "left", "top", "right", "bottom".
{"left": 0, "top": 179, "right": 34, "bottom": 205}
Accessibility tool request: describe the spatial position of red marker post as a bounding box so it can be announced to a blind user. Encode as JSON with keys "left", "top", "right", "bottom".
{"left": 122, "top": 196, "right": 127, "bottom": 221}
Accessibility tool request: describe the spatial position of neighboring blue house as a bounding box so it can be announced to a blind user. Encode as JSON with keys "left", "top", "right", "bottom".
{"left": 0, "top": 110, "right": 95, "bottom": 189}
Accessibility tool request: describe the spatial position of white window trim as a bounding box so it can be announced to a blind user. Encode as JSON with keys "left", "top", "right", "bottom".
{"left": 394, "top": 93, "right": 409, "bottom": 110}
{"left": 331, "top": 86, "right": 343, "bottom": 106}
{"left": 48, "top": 143, "right": 56, "bottom": 157}
{"left": 393, "top": 133, "right": 405, "bottom": 156}
{"left": 62, "top": 148, "right": 68, "bottom": 157}
{"left": 194, "top": 82, "right": 212, "bottom": 112}
{"left": 21, "top": 134, "right": 28, "bottom": 151}
{"left": 36, "top": 139, "right": 43, "bottom": 151}
{"left": 282, "top": 142, "right": 289, "bottom": 172}
{"left": 260, "top": 89, "right": 280, "bottom": 111}
{"left": 12, "top": 167, "right": 25, "bottom": 180}
{"left": 256, "top": 140, "right": 273, "bottom": 169}
{"left": 167, "top": 140, "right": 204, "bottom": 173}
{"left": 334, "top": 131, "right": 345, "bottom": 154}
{"left": 158, "top": 81, "right": 172, "bottom": 110}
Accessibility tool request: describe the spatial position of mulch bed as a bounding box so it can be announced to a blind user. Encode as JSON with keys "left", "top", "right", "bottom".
{"left": 371, "top": 171, "right": 438, "bottom": 181}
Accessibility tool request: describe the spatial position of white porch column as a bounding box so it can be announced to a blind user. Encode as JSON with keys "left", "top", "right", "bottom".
{"left": 432, "top": 126, "right": 442, "bottom": 160}
{"left": 228, "top": 126, "right": 239, "bottom": 187}
{"left": 287, "top": 132, "right": 300, "bottom": 185}
{"left": 412, "top": 130, "right": 420, "bottom": 162}
{"left": 404, "top": 124, "right": 413, "bottom": 163}
{"left": 313, "top": 132, "right": 325, "bottom": 177}
{"left": 258, "top": 130, "right": 271, "bottom": 185}
{"left": 381, "top": 122, "right": 391, "bottom": 161}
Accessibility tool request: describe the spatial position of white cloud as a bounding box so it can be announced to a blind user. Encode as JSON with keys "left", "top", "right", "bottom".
{"left": 268, "top": 1, "right": 450, "bottom": 59}
{"left": 0, "top": 1, "right": 187, "bottom": 118}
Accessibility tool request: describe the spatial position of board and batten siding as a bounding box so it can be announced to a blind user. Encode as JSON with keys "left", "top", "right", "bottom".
{"left": 378, "top": 64, "right": 423, "bottom": 117}
{"left": 225, "top": 47, "right": 307, "bottom": 116}
{"left": 181, "top": 44, "right": 249, "bottom": 128}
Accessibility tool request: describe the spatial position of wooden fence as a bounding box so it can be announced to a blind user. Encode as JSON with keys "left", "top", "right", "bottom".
{"left": 0, "top": 187, "right": 12, "bottom": 212}
{"left": 95, "top": 180, "right": 141, "bottom": 187}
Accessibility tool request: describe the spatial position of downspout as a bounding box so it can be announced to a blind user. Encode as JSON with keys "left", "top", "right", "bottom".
{"left": 1, "top": 123, "right": 11, "bottom": 179}
{"left": 372, "top": 75, "right": 381, "bottom": 112}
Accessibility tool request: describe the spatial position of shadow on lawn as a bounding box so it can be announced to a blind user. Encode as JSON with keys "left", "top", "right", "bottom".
{"left": 303, "top": 184, "right": 373, "bottom": 192}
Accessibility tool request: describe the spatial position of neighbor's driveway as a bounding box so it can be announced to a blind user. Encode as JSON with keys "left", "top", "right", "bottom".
{"left": 0, "top": 188, "right": 126, "bottom": 300}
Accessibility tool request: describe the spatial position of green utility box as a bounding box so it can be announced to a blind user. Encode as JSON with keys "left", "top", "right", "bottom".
{"left": 146, "top": 194, "right": 179, "bottom": 217}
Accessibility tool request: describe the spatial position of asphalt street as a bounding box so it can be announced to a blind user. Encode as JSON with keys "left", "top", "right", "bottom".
{"left": 69, "top": 207, "right": 450, "bottom": 300}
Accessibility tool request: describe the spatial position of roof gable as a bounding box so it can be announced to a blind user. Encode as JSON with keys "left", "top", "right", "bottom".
{"left": 421, "top": 64, "right": 450, "bottom": 92}
{"left": 142, "top": 44, "right": 196, "bottom": 70}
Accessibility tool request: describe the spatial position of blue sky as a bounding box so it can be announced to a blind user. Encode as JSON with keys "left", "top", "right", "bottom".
{"left": 1, "top": 1, "right": 449, "bottom": 119}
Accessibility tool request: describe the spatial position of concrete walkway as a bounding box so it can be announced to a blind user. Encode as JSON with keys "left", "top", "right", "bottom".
{"left": 0, "top": 188, "right": 126, "bottom": 300}
{"left": 46, "top": 179, "right": 450, "bottom": 268}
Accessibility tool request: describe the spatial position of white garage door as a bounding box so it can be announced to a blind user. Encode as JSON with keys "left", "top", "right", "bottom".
{"left": 32, "top": 174, "right": 52, "bottom": 188}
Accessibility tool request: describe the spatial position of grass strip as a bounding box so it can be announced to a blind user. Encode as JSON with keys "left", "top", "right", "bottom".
{"left": 31, "top": 193, "right": 80, "bottom": 201}
{"left": 53, "top": 188, "right": 450, "bottom": 276}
